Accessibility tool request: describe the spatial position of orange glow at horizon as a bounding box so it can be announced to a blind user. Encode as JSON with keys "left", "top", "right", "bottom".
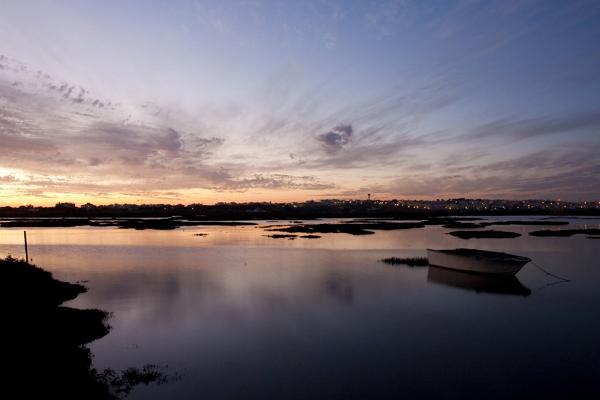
{"left": 0, "top": 190, "right": 363, "bottom": 207}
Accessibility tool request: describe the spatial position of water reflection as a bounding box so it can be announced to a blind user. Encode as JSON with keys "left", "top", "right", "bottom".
{"left": 1, "top": 219, "right": 600, "bottom": 399}
{"left": 427, "top": 266, "right": 531, "bottom": 296}
{"left": 322, "top": 271, "right": 355, "bottom": 305}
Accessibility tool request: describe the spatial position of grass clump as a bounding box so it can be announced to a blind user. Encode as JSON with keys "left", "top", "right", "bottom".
{"left": 380, "top": 257, "right": 429, "bottom": 267}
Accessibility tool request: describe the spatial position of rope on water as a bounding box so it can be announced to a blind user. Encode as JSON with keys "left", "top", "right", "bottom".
{"left": 531, "top": 260, "right": 571, "bottom": 283}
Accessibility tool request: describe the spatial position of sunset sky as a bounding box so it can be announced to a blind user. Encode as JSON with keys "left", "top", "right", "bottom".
{"left": 1, "top": 0, "right": 600, "bottom": 205}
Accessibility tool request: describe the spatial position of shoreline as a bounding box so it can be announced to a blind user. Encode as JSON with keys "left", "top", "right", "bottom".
{"left": 0, "top": 256, "right": 167, "bottom": 399}
{"left": 0, "top": 214, "right": 597, "bottom": 230}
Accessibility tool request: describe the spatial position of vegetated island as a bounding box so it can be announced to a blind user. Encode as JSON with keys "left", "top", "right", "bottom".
{"left": 442, "top": 221, "right": 485, "bottom": 229}
{"left": 0, "top": 218, "right": 257, "bottom": 230}
{"left": 448, "top": 230, "right": 522, "bottom": 239}
{"left": 485, "top": 220, "right": 569, "bottom": 226}
{"left": 442, "top": 220, "right": 570, "bottom": 229}
{"left": 353, "top": 217, "right": 481, "bottom": 225}
{"left": 0, "top": 256, "right": 168, "bottom": 399}
{"left": 529, "top": 229, "right": 600, "bottom": 237}
{"left": 264, "top": 234, "right": 298, "bottom": 240}
{"left": 263, "top": 219, "right": 565, "bottom": 237}
{"left": 265, "top": 221, "right": 426, "bottom": 236}
{"left": 263, "top": 233, "right": 324, "bottom": 240}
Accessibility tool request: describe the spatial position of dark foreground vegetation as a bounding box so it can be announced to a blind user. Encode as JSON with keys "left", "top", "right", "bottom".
{"left": 0, "top": 256, "right": 168, "bottom": 399}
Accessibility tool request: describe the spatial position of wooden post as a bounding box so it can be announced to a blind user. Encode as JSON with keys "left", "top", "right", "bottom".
{"left": 24, "top": 230, "right": 29, "bottom": 263}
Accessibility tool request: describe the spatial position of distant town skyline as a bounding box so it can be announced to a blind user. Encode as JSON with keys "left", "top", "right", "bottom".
{"left": 2, "top": 198, "right": 599, "bottom": 220}
{"left": 1, "top": 1, "right": 600, "bottom": 205}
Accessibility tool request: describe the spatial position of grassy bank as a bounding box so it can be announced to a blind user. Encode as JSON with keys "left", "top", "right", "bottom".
{"left": 0, "top": 256, "right": 167, "bottom": 399}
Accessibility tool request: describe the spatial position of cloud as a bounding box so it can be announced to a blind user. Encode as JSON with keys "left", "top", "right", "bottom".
{"left": 0, "top": 58, "right": 343, "bottom": 200}
{"left": 465, "top": 109, "right": 600, "bottom": 142}
{"left": 354, "top": 144, "right": 600, "bottom": 200}
{"left": 1, "top": 48, "right": 598, "bottom": 202}
{"left": 0, "top": 175, "right": 18, "bottom": 183}
{"left": 478, "top": 146, "right": 600, "bottom": 173}
{"left": 215, "top": 174, "right": 335, "bottom": 191}
{"left": 0, "top": 107, "right": 56, "bottom": 152}
{"left": 0, "top": 55, "right": 115, "bottom": 113}
{"left": 317, "top": 124, "right": 353, "bottom": 153}
{"left": 80, "top": 124, "right": 183, "bottom": 163}
{"left": 0, "top": 59, "right": 238, "bottom": 197}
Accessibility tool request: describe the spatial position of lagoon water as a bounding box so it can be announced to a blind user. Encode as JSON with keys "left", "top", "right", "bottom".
{"left": 1, "top": 217, "right": 600, "bottom": 399}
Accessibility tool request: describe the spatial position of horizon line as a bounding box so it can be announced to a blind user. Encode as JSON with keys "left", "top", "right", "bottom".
{"left": 2, "top": 197, "right": 599, "bottom": 208}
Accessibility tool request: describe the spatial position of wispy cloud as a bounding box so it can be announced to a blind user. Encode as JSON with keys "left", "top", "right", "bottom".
{"left": 215, "top": 174, "right": 335, "bottom": 191}
{"left": 1, "top": 0, "right": 600, "bottom": 205}
{"left": 465, "top": 109, "right": 600, "bottom": 142}
{"left": 351, "top": 144, "right": 600, "bottom": 199}
{"left": 0, "top": 56, "right": 341, "bottom": 200}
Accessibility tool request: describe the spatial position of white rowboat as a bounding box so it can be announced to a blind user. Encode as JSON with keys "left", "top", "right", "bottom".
{"left": 426, "top": 248, "right": 531, "bottom": 275}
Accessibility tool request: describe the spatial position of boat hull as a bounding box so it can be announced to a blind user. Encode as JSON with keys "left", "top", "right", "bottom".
{"left": 427, "top": 249, "right": 530, "bottom": 275}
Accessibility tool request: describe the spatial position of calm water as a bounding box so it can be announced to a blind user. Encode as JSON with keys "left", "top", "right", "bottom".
{"left": 1, "top": 217, "right": 600, "bottom": 399}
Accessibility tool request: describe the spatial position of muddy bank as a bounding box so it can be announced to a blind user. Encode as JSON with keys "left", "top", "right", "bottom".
{"left": 0, "top": 218, "right": 257, "bottom": 230}
{"left": 448, "top": 230, "right": 522, "bottom": 239}
{"left": 485, "top": 220, "right": 569, "bottom": 226}
{"left": 264, "top": 234, "right": 298, "bottom": 239}
{"left": 529, "top": 228, "right": 600, "bottom": 237}
{"left": 266, "top": 222, "right": 425, "bottom": 236}
{"left": 441, "top": 220, "right": 570, "bottom": 229}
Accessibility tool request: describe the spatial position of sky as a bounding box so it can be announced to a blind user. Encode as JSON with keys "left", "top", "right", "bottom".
{"left": 1, "top": 0, "right": 600, "bottom": 205}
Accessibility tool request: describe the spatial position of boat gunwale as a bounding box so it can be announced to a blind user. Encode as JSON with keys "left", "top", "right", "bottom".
{"left": 426, "top": 248, "right": 532, "bottom": 263}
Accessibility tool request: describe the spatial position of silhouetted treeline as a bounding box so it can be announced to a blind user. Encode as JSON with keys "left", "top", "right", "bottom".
{"left": 1, "top": 199, "right": 599, "bottom": 220}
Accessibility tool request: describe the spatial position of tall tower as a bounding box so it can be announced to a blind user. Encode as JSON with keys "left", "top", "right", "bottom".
{"left": 367, "top": 193, "right": 371, "bottom": 201}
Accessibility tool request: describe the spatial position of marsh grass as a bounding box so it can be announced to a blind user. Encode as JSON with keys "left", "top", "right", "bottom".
{"left": 380, "top": 257, "right": 429, "bottom": 267}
